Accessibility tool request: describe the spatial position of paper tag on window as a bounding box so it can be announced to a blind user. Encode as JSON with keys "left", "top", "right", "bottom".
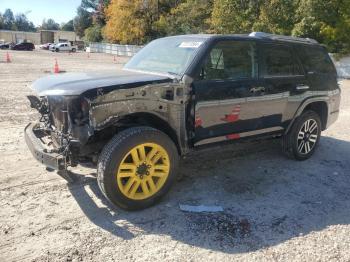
{"left": 179, "top": 42, "right": 203, "bottom": 48}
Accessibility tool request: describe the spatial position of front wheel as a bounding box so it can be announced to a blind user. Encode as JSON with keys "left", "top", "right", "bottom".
{"left": 97, "top": 126, "right": 179, "bottom": 210}
{"left": 283, "top": 110, "right": 321, "bottom": 160}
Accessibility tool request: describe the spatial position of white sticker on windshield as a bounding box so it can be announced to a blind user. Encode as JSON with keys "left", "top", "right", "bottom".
{"left": 179, "top": 41, "right": 203, "bottom": 48}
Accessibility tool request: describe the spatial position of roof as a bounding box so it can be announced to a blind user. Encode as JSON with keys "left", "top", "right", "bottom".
{"left": 163, "top": 32, "right": 319, "bottom": 46}
{"left": 248, "top": 32, "right": 318, "bottom": 44}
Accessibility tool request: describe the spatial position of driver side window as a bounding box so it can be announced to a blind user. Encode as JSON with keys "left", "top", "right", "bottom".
{"left": 202, "top": 41, "right": 257, "bottom": 80}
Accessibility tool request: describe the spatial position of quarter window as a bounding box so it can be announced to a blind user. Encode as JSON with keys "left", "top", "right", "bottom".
{"left": 203, "top": 41, "right": 256, "bottom": 80}
{"left": 296, "top": 46, "right": 335, "bottom": 74}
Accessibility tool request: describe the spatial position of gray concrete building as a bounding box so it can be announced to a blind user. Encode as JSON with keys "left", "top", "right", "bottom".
{"left": 0, "top": 30, "right": 80, "bottom": 44}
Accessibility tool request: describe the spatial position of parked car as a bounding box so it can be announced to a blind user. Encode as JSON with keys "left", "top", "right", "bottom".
{"left": 50, "top": 42, "right": 77, "bottom": 52}
{"left": 0, "top": 42, "right": 11, "bottom": 49}
{"left": 25, "top": 32, "right": 340, "bottom": 210}
{"left": 39, "top": 43, "right": 53, "bottom": 50}
{"left": 11, "top": 42, "right": 34, "bottom": 51}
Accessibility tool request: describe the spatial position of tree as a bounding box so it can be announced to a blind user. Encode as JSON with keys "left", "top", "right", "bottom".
{"left": 61, "top": 20, "right": 74, "bottom": 31}
{"left": 0, "top": 13, "right": 4, "bottom": 30}
{"left": 104, "top": 0, "right": 155, "bottom": 44}
{"left": 156, "top": 0, "right": 213, "bottom": 35}
{"left": 210, "top": 0, "right": 261, "bottom": 33}
{"left": 14, "top": 13, "right": 36, "bottom": 32}
{"left": 84, "top": 24, "right": 103, "bottom": 42}
{"left": 74, "top": 6, "right": 93, "bottom": 37}
{"left": 293, "top": 0, "right": 350, "bottom": 53}
{"left": 81, "top": 0, "right": 110, "bottom": 25}
{"left": 100, "top": 0, "right": 350, "bottom": 54}
{"left": 253, "top": 0, "right": 296, "bottom": 35}
{"left": 41, "top": 18, "right": 60, "bottom": 30}
{"left": 3, "top": 8, "right": 15, "bottom": 30}
{"left": 104, "top": 0, "right": 180, "bottom": 44}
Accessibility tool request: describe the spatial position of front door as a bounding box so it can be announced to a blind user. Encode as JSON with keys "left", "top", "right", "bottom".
{"left": 193, "top": 40, "right": 263, "bottom": 145}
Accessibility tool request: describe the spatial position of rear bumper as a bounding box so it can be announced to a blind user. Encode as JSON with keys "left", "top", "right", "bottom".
{"left": 326, "top": 110, "right": 339, "bottom": 129}
{"left": 326, "top": 89, "right": 341, "bottom": 129}
{"left": 24, "top": 123, "right": 66, "bottom": 170}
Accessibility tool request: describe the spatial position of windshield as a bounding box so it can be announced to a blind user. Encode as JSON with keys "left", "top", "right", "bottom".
{"left": 124, "top": 37, "right": 205, "bottom": 76}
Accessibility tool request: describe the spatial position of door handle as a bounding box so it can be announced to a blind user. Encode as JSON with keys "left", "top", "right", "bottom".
{"left": 296, "top": 84, "right": 309, "bottom": 90}
{"left": 250, "top": 86, "right": 265, "bottom": 93}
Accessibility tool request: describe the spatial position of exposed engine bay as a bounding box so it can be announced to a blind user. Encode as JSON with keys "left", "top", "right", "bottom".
{"left": 26, "top": 95, "right": 91, "bottom": 169}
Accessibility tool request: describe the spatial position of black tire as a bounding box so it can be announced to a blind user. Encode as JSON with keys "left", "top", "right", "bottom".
{"left": 72, "top": 48, "right": 76, "bottom": 52}
{"left": 97, "top": 126, "right": 179, "bottom": 210}
{"left": 55, "top": 48, "right": 59, "bottom": 52}
{"left": 282, "top": 110, "right": 321, "bottom": 160}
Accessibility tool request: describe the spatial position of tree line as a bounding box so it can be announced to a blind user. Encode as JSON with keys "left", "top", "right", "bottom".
{"left": 76, "top": 0, "right": 350, "bottom": 54}
{"left": 1, "top": 0, "right": 350, "bottom": 54}
{"left": 0, "top": 8, "right": 74, "bottom": 32}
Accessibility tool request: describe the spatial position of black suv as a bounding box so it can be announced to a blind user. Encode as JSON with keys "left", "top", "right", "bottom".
{"left": 12, "top": 42, "right": 35, "bottom": 51}
{"left": 25, "top": 32, "right": 340, "bottom": 210}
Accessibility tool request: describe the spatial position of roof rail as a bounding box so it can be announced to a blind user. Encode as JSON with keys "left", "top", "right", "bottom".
{"left": 249, "top": 32, "right": 318, "bottom": 44}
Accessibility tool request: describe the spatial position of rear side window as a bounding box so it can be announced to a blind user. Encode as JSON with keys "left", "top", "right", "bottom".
{"left": 260, "top": 44, "right": 300, "bottom": 77}
{"left": 203, "top": 41, "right": 257, "bottom": 80}
{"left": 296, "top": 46, "right": 335, "bottom": 75}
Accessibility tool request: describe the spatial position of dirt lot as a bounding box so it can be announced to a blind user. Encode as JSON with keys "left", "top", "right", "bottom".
{"left": 0, "top": 49, "right": 350, "bottom": 262}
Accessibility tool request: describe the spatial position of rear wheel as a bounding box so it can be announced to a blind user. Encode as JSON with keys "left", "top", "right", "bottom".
{"left": 72, "top": 48, "right": 76, "bottom": 52}
{"left": 283, "top": 110, "right": 321, "bottom": 160}
{"left": 97, "top": 126, "right": 179, "bottom": 210}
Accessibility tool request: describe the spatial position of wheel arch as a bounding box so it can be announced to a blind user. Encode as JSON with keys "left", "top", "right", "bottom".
{"left": 303, "top": 101, "right": 328, "bottom": 130}
{"left": 115, "top": 112, "right": 182, "bottom": 155}
{"left": 286, "top": 98, "right": 329, "bottom": 134}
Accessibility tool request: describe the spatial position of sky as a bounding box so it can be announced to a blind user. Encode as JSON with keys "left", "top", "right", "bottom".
{"left": 0, "top": 0, "right": 81, "bottom": 26}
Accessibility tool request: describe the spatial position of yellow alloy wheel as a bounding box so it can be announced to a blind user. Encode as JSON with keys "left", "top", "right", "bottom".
{"left": 116, "top": 143, "right": 170, "bottom": 200}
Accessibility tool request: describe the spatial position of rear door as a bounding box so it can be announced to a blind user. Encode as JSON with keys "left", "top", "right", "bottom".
{"left": 258, "top": 43, "right": 307, "bottom": 129}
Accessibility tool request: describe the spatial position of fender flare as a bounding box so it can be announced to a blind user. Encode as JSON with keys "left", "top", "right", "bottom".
{"left": 285, "top": 96, "right": 329, "bottom": 134}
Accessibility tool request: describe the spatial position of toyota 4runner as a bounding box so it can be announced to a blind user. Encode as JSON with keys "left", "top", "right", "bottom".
{"left": 25, "top": 32, "right": 340, "bottom": 210}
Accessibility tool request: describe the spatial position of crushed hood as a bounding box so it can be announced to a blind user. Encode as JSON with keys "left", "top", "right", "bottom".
{"left": 31, "top": 69, "right": 172, "bottom": 96}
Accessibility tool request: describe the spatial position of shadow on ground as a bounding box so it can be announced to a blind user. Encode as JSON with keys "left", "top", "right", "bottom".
{"left": 68, "top": 136, "right": 350, "bottom": 253}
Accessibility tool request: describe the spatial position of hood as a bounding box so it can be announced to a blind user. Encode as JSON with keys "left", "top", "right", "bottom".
{"left": 31, "top": 69, "right": 173, "bottom": 96}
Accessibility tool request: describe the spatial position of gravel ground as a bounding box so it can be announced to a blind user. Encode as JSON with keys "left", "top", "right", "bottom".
{"left": 0, "top": 49, "right": 350, "bottom": 262}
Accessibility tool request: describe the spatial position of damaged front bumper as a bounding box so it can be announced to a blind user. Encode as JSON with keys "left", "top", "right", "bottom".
{"left": 24, "top": 122, "right": 66, "bottom": 171}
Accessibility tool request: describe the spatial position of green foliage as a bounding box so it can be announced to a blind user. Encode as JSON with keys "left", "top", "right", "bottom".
{"left": 81, "top": 0, "right": 110, "bottom": 25}
{"left": 156, "top": 0, "right": 213, "bottom": 35}
{"left": 253, "top": 0, "right": 296, "bottom": 35}
{"left": 41, "top": 18, "right": 60, "bottom": 30}
{"left": 209, "top": 0, "right": 350, "bottom": 54}
{"left": 3, "top": 8, "right": 15, "bottom": 30}
{"left": 0, "top": 9, "right": 35, "bottom": 32}
{"left": 14, "top": 14, "right": 36, "bottom": 32}
{"left": 2, "top": 0, "right": 347, "bottom": 54}
{"left": 74, "top": 6, "right": 93, "bottom": 37}
{"left": 292, "top": 0, "right": 350, "bottom": 53}
{"left": 0, "top": 13, "right": 3, "bottom": 30}
{"left": 74, "top": 0, "right": 110, "bottom": 39}
{"left": 61, "top": 20, "right": 74, "bottom": 31}
{"left": 211, "top": 0, "right": 261, "bottom": 33}
{"left": 84, "top": 24, "right": 103, "bottom": 42}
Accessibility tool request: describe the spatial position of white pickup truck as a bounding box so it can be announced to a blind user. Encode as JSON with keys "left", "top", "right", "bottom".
{"left": 50, "top": 42, "right": 77, "bottom": 52}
